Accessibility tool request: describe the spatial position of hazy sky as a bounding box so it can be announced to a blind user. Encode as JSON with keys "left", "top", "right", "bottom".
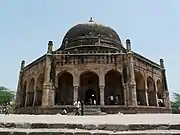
{"left": 0, "top": 0, "right": 180, "bottom": 97}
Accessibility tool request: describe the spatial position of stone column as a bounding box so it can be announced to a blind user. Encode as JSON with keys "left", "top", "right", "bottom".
{"left": 154, "top": 83, "right": 159, "bottom": 107}
{"left": 15, "top": 60, "right": 25, "bottom": 107}
{"left": 42, "top": 41, "right": 53, "bottom": 107}
{"left": 145, "top": 89, "right": 149, "bottom": 106}
{"left": 33, "top": 90, "right": 37, "bottom": 107}
{"left": 160, "top": 59, "right": 171, "bottom": 109}
{"left": 73, "top": 86, "right": 79, "bottom": 103}
{"left": 163, "top": 91, "right": 171, "bottom": 109}
{"left": 99, "top": 69, "right": 105, "bottom": 105}
{"left": 126, "top": 39, "right": 137, "bottom": 106}
{"left": 100, "top": 85, "right": 105, "bottom": 105}
{"left": 123, "top": 83, "right": 128, "bottom": 106}
{"left": 144, "top": 82, "right": 149, "bottom": 106}
{"left": 24, "top": 83, "right": 29, "bottom": 107}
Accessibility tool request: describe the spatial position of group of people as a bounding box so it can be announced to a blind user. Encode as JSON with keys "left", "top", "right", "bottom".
{"left": 108, "top": 95, "right": 120, "bottom": 105}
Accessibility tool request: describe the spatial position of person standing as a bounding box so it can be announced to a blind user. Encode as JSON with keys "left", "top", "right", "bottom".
{"left": 74, "top": 99, "right": 81, "bottom": 116}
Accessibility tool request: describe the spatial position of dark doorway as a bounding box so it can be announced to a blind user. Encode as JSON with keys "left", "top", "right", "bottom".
{"left": 85, "top": 89, "right": 96, "bottom": 105}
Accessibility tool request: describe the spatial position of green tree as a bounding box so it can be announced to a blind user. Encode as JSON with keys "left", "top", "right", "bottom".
{"left": 171, "top": 92, "right": 180, "bottom": 113}
{"left": 0, "top": 86, "right": 15, "bottom": 105}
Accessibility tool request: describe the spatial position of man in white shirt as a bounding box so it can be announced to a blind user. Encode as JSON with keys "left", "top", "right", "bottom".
{"left": 74, "top": 100, "right": 81, "bottom": 115}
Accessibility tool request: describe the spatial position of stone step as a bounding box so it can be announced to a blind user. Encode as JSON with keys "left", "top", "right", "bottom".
{"left": 83, "top": 107, "right": 103, "bottom": 115}
{"left": 0, "top": 128, "right": 180, "bottom": 135}
{"left": 1, "top": 122, "right": 180, "bottom": 131}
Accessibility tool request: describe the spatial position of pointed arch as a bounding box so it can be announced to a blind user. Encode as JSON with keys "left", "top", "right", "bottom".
{"left": 156, "top": 79, "right": 165, "bottom": 107}
{"left": 147, "top": 76, "right": 157, "bottom": 106}
{"left": 79, "top": 70, "right": 100, "bottom": 105}
{"left": 20, "top": 81, "right": 27, "bottom": 107}
{"left": 104, "top": 69, "right": 124, "bottom": 105}
{"left": 156, "top": 79, "right": 163, "bottom": 99}
{"left": 34, "top": 73, "right": 44, "bottom": 106}
{"left": 135, "top": 71, "right": 147, "bottom": 105}
{"left": 55, "top": 71, "right": 73, "bottom": 105}
{"left": 26, "top": 78, "right": 35, "bottom": 106}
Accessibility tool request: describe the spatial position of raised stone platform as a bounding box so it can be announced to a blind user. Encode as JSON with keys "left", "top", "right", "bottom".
{"left": 0, "top": 114, "right": 180, "bottom": 134}
{"left": 14, "top": 105, "right": 171, "bottom": 115}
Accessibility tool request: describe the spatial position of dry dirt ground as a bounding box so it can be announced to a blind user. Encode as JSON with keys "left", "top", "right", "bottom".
{"left": 0, "top": 113, "right": 180, "bottom": 125}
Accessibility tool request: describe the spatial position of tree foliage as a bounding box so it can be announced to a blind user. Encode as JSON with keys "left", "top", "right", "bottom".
{"left": 171, "top": 92, "right": 180, "bottom": 113}
{"left": 0, "top": 86, "right": 15, "bottom": 105}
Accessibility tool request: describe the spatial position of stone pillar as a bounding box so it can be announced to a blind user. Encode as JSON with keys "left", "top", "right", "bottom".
{"left": 33, "top": 90, "right": 37, "bottom": 107}
{"left": 73, "top": 86, "right": 79, "bottom": 103}
{"left": 123, "top": 83, "right": 128, "bottom": 106}
{"left": 42, "top": 41, "right": 54, "bottom": 107}
{"left": 160, "top": 59, "right": 171, "bottom": 109}
{"left": 145, "top": 89, "right": 149, "bottom": 106}
{"left": 100, "top": 85, "right": 105, "bottom": 105}
{"left": 154, "top": 83, "right": 159, "bottom": 107}
{"left": 144, "top": 81, "right": 149, "bottom": 106}
{"left": 126, "top": 39, "right": 137, "bottom": 106}
{"left": 15, "top": 60, "right": 25, "bottom": 107}
{"left": 24, "top": 83, "right": 29, "bottom": 107}
{"left": 99, "top": 69, "right": 105, "bottom": 105}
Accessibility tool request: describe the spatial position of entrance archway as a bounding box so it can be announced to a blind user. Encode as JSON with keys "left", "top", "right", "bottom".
{"left": 85, "top": 89, "right": 96, "bottom": 105}
{"left": 26, "top": 78, "right": 35, "bottom": 106}
{"left": 79, "top": 71, "right": 100, "bottom": 105}
{"left": 156, "top": 79, "right": 165, "bottom": 107}
{"left": 147, "top": 76, "right": 157, "bottom": 106}
{"left": 35, "top": 73, "right": 44, "bottom": 106}
{"left": 135, "top": 71, "right": 147, "bottom": 106}
{"left": 104, "top": 70, "right": 124, "bottom": 105}
{"left": 55, "top": 71, "right": 73, "bottom": 105}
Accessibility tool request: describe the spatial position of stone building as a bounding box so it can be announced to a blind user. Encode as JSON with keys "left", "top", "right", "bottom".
{"left": 14, "top": 18, "right": 171, "bottom": 114}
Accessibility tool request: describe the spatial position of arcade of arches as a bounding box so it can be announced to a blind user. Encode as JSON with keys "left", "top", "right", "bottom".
{"left": 20, "top": 73, "right": 44, "bottom": 107}
{"left": 20, "top": 70, "right": 165, "bottom": 107}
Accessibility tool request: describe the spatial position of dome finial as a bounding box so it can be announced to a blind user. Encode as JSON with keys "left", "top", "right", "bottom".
{"left": 89, "top": 17, "right": 94, "bottom": 22}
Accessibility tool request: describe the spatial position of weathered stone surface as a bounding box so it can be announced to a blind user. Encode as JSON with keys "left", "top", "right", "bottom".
{"left": 28, "top": 132, "right": 64, "bottom": 135}
{"left": 11, "top": 132, "right": 27, "bottom": 135}
{"left": 0, "top": 123, "right": 4, "bottom": 128}
{"left": 16, "top": 123, "right": 31, "bottom": 129}
{"left": 168, "top": 124, "right": 180, "bottom": 130}
{"left": 92, "top": 133, "right": 110, "bottom": 135}
{"left": 48, "top": 123, "right": 66, "bottom": 129}
{"left": 4, "top": 123, "right": 16, "bottom": 128}
{"left": 65, "top": 124, "right": 83, "bottom": 129}
{"left": 97, "top": 124, "right": 129, "bottom": 131}
{"left": 64, "top": 132, "right": 74, "bottom": 135}
{"left": 83, "top": 124, "right": 97, "bottom": 130}
{"left": 129, "top": 124, "right": 169, "bottom": 131}
{"left": 30, "top": 123, "right": 48, "bottom": 129}
{"left": 0, "top": 131, "right": 10, "bottom": 135}
{"left": 74, "top": 132, "right": 91, "bottom": 135}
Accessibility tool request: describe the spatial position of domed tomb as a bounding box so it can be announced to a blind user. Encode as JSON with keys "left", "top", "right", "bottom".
{"left": 60, "top": 18, "right": 122, "bottom": 50}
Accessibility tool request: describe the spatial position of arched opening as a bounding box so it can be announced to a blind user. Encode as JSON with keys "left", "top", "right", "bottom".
{"left": 85, "top": 89, "right": 96, "bottom": 105}
{"left": 20, "top": 81, "right": 27, "bottom": 107}
{"left": 156, "top": 79, "right": 165, "bottom": 107}
{"left": 147, "top": 76, "right": 157, "bottom": 106}
{"left": 55, "top": 71, "right": 73, "bottom": 105}
{"left": 35, "top": 74, "right": 44, "bottom": 106}
{"left": 26, "top": 78, "right": 35, "bottom": 106}
{"left": 104, "top": 70, "right": 124, "bottom": 105}
{"left": 135, "top": 71, "right": 147, "bottom": 106}
{"left": 79, "top": 71, "right": 100, "bottom": 105}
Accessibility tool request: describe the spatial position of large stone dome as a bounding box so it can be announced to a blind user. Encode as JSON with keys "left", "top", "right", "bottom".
{"left": 60, "top": 18, "right": 122, "bottom": 50}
